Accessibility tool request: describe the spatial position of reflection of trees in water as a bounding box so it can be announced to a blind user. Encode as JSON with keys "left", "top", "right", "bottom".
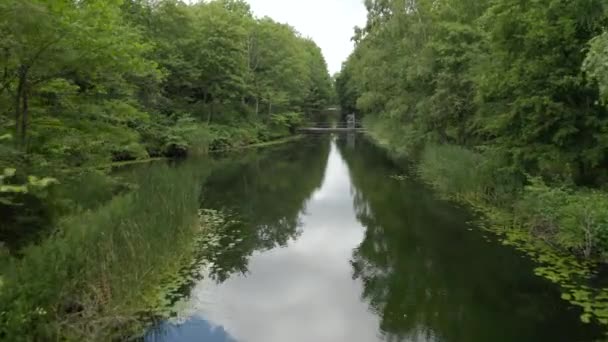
{"left": 200, "top": 137, "right": 331, "bottom": 282}
{"left": 337, "top": 137, "right": 600, "bottom": 342}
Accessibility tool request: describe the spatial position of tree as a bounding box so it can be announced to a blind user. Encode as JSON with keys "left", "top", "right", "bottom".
{"left": 584, "top": 32, "right": 608, "bottom": 104}
{"left": 300, "top": 38, "right": 334, "bottom": 115}
{"left": 0, "top": 0, "right": 156, "bottom": 151}
{"left": 338, "top": 0, "right": 608, "bottom": 184}
{"left": 474, "top": 0, "right": 608, "bottom": 182}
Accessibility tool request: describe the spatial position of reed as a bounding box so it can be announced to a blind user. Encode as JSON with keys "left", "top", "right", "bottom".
{"left": 0, "top": 159, "right": 211, "bottom": 340}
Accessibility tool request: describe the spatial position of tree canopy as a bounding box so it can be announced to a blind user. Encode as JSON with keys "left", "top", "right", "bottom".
{"left": 0, "top": 0, "right": 333, "bottom": 168}
{"left": 337, "top": 0, "right": 608, "bottom": 185}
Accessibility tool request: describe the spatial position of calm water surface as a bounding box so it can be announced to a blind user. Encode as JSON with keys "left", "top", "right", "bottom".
{"left": 145, "top": 135, "right": 603, "bottom": 342}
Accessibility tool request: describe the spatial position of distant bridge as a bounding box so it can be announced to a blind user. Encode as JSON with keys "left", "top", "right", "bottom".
{"left": 297, "top": 122, "right": 365, "bottom": 133}
{"left": 298, "top": 113, "right": 364, "bottom": 133}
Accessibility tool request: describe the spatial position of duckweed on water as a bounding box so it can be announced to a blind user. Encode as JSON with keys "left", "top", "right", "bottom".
{"left": 471, "top": 205, "right": 608, "bottom": 327}
{"left": 499, "top": 227, "right": 608, "bottom": 326}
{"left": 146, "top": 209, "right": 243, "bottom": 323}
{"left": 0, "top": 161, "right": 218, "bottom": 341}
{"left": 374, "top": 138, "right": 608, "bottom": 329}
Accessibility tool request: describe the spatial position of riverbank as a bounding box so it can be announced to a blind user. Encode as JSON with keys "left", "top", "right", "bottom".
{"left": 147, "top": 134, "right": 604, "bottom": 341}
{"left": 209, "top": 134, "right": 305, "bottom": 153}
{"left": 0, "top": 162, "right": 202, "bottom": 340}
{"left": 362, "top": 122, "right": 608, "bottom": 328}
{"left": 0, "top": 133, "right": 303, "bottom": 341}
{"left": 86, "top": 133, "right": 304, "bottom": 171}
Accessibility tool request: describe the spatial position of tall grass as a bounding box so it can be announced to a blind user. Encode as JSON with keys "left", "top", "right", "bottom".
{"left": 363, "top": 122, "right": 608, "bottom": 324}
{"left": 516, "top": 179, "right": 608, "bottom": 260}
{"left": 0, "top": 160, "right": 211, "bottom": 340}
{"left": 412, "top": 142, "right": 608, "bottom": 262}
{"left": 362, "top": 115, "right": 424, "bottom": 157}
{"left": 417, "top": 144, "right": 525, "bottom": 206}
{"left": 418, "top": 144, "right": 484, "bottom": 199}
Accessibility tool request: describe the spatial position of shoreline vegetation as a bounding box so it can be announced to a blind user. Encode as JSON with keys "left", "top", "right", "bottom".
{"left": 1, "top": 160, "right": 218, "bottom": 340}
{"left": 0, "top": 132, "right": 304, "bottom": 341}
{"left": 335, "top": 0, "right": 608, "bottom": 329}
{"left": 75, "top": 133, "right": 305, "bottom": 172}
{"left": 0, "top": 0, "right": 333, "bottom": 340}
{"left": 363, "top": 120, "right": 608, "bottom": 327}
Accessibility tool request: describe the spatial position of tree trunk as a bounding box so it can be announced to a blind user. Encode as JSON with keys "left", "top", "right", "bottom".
{"left": 21, "top": 82, "right": 28, "bottom": 150}
{"left": 203, "top": 91, "right": 212, "bottom": 124}
{"left": 207, "top": 110, "right": 213, "bottom": 125}
{"left": 207, "top": 100, "right": 213, "bottom": 125}
{"left": 14, "top": 65, "right": 27, "bottom": 147}
{"left": 255, "top": 97, "right": 259, "bottom": 117}
{"left": 14, "top": 75, "right": 22, "bottom": 141}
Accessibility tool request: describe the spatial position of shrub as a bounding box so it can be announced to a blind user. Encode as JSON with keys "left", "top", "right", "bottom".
{"left": 0, "top": 167, "right": 59, "bottom": 252}
{"left": 516, "top": 178, "right": 608, "bottom": 259}
{"left": 137, "top": 114, "right": 213, "bottom": 158}
{"left": 111, "top": 142, "right": 149, "bottom": 162}
{"left": 417, "top": 143, "right": 524, "bottom": 206}
{"left": 0, "top": 161, "right": 207, "bottom": 340}
{"left": 269, "top": 112, "right": 304, "bottom": 135}
{"left": 207, "top": 123, "right": 262, "bottom": 151}
{"left": 418, "top": 144, "right": 485, "bottom": 198}
{"left": 180, "top": 125, "right": 211, "bottom": 156}
{"left": 363, "top": 115, "right": 424, "bottom": 157}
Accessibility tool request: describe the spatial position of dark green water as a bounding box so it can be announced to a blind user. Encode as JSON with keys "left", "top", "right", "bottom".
{"left": 145, "top": 135, "right": 603, "bottom": 342}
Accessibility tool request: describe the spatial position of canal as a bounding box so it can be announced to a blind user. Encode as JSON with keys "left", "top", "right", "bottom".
{"left": 142, "top": 134, "right": 602, "bottom": 342}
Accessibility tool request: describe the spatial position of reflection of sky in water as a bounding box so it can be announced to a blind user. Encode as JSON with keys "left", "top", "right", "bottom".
{"left": 143, "top": 137, "right": 603, "bottom": 342}
{"left": 146, "top": 318, "right": 236, "bottom": 342}
{"left": 150, "top": 140, "right": 382, "bottom": 341}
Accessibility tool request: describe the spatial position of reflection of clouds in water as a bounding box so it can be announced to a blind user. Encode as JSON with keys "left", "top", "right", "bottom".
{"left": 180, "top": 141, "right": 381, "bottom": 342}
{"left": 310, "top": 140, "right": 352, "bottom": 202}
{"left": 146, "top": 317, "right": 236, "bottom": 342}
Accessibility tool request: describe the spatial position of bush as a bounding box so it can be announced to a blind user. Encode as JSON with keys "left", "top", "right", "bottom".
{"left": 0, "top": 168, "right": 59, "bottom": 252}
{"left": 417, "top": 144, "right": 524, "bottom": 206}
{"left": 418, "top": 144, "right": 484, "bottom": 197}
{"left": 180, "top": 125, "right": 211, "bottom": 156}
{"left": 516, "top": 179, "right": 608, "bottom": 259}
{"left": 0, "top": 161, "right": 208, "bottom": 340}
{"left": 208, "top": 124, "right": 261, "bottom": 151}
{"left": 111, "top": 142, "right": 149, "bottom": 162}
{"left": 268, "top": 112, "right": 304, "bottom": 136}
{"left": 364, "top": 115, "right": 424, "bottom": 157}
{"left": 137, "top": 114, "right": 212, "bottom": 158}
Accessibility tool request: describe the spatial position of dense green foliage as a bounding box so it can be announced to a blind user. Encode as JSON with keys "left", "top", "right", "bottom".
{"left": 0, "top": 0, "right": 332, "bottom": 167}
{"left": 188, "top": 138, "right": 330, "bottom": 283}
{"left": 338, "top": 138, "right": 600, "bottom": 341}
{"left": 337, "top": 0, "right": 608, "bottom": 326}
{"left": 0, "top": 161, "right": 211, "bottom": 340}
{"left": 584, "top": 32, "right": 608, "bottom": 104}
{"left": 0, "top": 137, "right": 330, "bottom": 340}
{"left": 0, "top": 0, "right": 332, "bottom": 248}
{"left": 0, "top": 0, "right": 332, "bottom": 339}
{"left": 337, "top": 0, "right": 608, "bottom": 258}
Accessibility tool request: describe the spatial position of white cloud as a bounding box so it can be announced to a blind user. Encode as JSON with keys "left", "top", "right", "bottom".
{"left": 176, "top": 141, "right": 382, "bottom": 342}
{"left": 246, "top": 0, "right": 367, "bottom": 74}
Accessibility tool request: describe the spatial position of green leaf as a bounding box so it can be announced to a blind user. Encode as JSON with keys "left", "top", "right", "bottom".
{"left": 3, "top": 168, "right": 16, "bottom": 178}
{"left": 0, "top": 185, "right": 28, "bottom": 193}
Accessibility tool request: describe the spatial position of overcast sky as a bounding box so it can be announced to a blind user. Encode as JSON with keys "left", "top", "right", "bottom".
{"left": 177, "top": 141, "right": 383, "bottom": 341}
{"left": 242, "top": 0, "right": 368, "bottom": 75}
{"left": 186, "top": 1, "right": 368, "bottom": 74}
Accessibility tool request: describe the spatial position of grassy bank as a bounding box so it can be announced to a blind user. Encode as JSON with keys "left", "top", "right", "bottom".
{"left": 0, "top": 160, "right": 222, "bottom": 340}
{"left": 0, "top": 126, "right": 304, "bottom": 340}
{"left": 84, "top": 132, "right": 304, "bottom": 171}
{"left": 210, "top": 134, "right": 305, "bottom": 153}
{"left": 363, "top": 120, "right": 608, "bottom": 327}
